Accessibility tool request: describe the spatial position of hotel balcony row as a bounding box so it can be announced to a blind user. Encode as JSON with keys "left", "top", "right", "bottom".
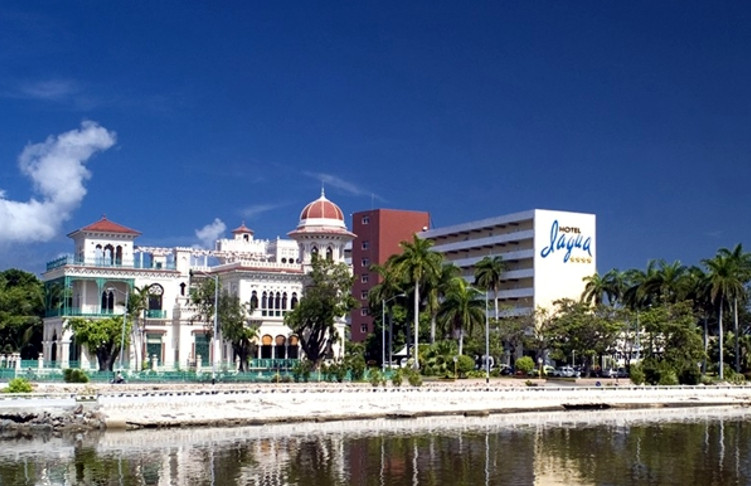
{"left": 46, "top": 255, "right": 176, "bottom": 272}
{"left": 45, "top": 308, "right": 169, "bottom": 319}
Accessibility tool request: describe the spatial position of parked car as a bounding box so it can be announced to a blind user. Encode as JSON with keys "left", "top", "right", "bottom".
{"left": 616, "top": 367, "right": 629, "bottom": 378}
{"left": 498, "top": 364, "right": 514, "bottom": 375}
{"left": 598, "top": 368, "right": 618, "bottom": 378}
{"left": 552, "top": 366, "right": 579, "bottom": 378}
{"left": 528, "top": 365, "right": 555, "bottom": 376}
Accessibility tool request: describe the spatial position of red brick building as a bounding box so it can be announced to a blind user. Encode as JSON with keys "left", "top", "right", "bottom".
{"left": 349, "top": 209, "right": 430, "bottom": 342}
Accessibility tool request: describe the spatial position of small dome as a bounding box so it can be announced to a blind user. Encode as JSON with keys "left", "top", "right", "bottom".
{"left": 299, "top": 189, "right": 345, "bottom": 223}
{"left": 288, "top": 189, "right": 355, "bottom": 238}
{"left": 232, "top": 222, "right": 254, "bottom": 235}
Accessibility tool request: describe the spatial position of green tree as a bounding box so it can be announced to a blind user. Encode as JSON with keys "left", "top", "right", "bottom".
{"left": 717, "top": 244, "right": 751, "bottom": 373}
{"left": 437, "top": 277, "right": 484, "bottom": 355}
{"left": 549, "top": 299, "right": 626, "bottom": 375}
{"left": 638, "top": 302, "right": 704, "bottom": 384}
{"left": 581, "top": 272, "right": 608, "bottom": 306}
{"left": 285, "top": 255, "right": 356, "bottom": 368}
{"left": 189, "top": 274, "right": 219, "bottom": 337}
{"left": 67, "top": 316, "right": 130, "bottom": 371}
{"left": 703, "top": 252, "right": 745, "bottom": 380}
{"left": 389, "top": 235, "right": 443, "bottom": 368}
{"left": 0, "top": 269, "right": 45, "bottom": 358}
{"left": 425, "top": 263, "right": 460, "bottom": 343}
{"left": 218, "top": 293, "right": 258, "bottom": 372}
{"left": 473, "top": 255, "right": 505, "bottom": 322}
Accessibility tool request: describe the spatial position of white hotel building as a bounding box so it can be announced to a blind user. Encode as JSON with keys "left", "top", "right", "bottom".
{"left": 41, "top": 191, "right": 354, "bottom": 371}
{"left": 420, "top": 209, "right": 596, "bottom": 316}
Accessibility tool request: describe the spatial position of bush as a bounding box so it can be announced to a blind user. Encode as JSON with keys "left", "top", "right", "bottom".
{"left": 515, "top": 356, "right": 535, "bottom": 375}
{"left": 368, "top": 368, "right": 384, "bottom": 387}
{"left": 629, "top": 364, "right": 645, "bottom": 385}
{"left": 658, "top": 369, "right": 679, "bottom": 386}
{"left": 456, "top": 355, "right": 475, "bottom": 378}
{"left": 391, "top": 368, "right": 404, "bottom": 387}
{"left": 63, "top": 368, "right": 90, "bottom": 383}
{"left": 346, "top": 354, "right": 366, "bottom": 382}
{"left": 678, "top": 366, "right": 702, "bottom": 386}
{"left": 405, "top": 367, "right": 423, "bottom": 387}
{"left": 4, "top": 377, "right": 33, "bottom": 393}
{"left": 292, "top": 360, "right": 313, "bottom": 383}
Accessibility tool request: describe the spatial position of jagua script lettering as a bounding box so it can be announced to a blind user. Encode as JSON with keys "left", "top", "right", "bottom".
{"left": 540, "top": 220, "right": 592, "bottom": 263}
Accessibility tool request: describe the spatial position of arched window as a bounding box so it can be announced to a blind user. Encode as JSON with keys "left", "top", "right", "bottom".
{"left": 274, "top": 292, "right": 281, "bottom": 309}
{"left": 104, "top": 244, "right": 115, "bottom": 265}
{"left": 311, "top": 246, "right": 319, "bottom": 258}
{"left": 115, "top": 246, "right": 123, "bottom": 266}
{"left": 282, "top": 292, "right": 288, "bottom": 310}
{"left": 250, "top": 291, "right": 259, "bottom": 311}
{"left": 179, "top": 282, "right": 186, "bottom": 296}
{"left": 261, "top": 292, "right": 268, "bottom": 316}
{"left": 326, "top": 246, "right": 333, "bottom": 260}
{"left": 148, "top": 284, "right": 164, "bottom": 315}
{"left": 101, "top": 290, "right": 114, "bottom": 312}
{"left": 290, "top": 293, "right": 298, "bottom": 309}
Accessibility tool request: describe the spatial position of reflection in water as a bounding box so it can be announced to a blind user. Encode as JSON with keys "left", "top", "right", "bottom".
{"left": 0, "top": 407, "right": 750, "bottom": 485}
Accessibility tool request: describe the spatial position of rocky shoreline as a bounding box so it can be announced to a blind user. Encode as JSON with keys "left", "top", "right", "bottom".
{"left": 0, "top": 404, "right": 106, "bottom": 439}
{"left": 2, "top": 380, "right": 750, "bottom": 438}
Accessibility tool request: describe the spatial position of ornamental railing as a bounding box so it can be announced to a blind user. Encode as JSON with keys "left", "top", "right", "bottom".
{"left": 46, "top": 255, "right": 176, "bottom": 272}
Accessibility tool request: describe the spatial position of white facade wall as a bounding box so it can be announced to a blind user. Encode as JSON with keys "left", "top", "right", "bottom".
{"left": 421, "top": 209, "right": 596, "bottom": 316}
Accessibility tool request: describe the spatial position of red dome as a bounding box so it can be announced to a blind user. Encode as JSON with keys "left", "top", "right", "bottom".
{"left": 299, "top": 191, "right": 344, "bottom": 222}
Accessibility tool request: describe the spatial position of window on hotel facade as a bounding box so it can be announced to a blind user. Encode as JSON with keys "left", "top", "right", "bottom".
{"left": 360, "top": 308, "right": 368, "bottom": 316}
{"left": 362, "top": 216, "right": 370, "bottom": 224}
{"left": 360, "top": 324, "right": 368, "bottom": 334}
{"left": 361, "top": 291, "right": 368, "bottom": 299}
{"left": 361, "top": 258, "right": 369, "bottom": 267}
{"left": 361, "top": 241, "right": 369, "bottom": 250}
{"left": 361, "top": 274, "right": 369, "bottom": 283}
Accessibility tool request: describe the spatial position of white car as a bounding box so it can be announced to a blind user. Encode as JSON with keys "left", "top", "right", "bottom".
{"left": 553, "top": 366, "right": 578, "bottom": 378}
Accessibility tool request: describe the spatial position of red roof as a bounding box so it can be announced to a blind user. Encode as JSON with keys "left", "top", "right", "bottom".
{"left": 68, "top": 215, "right": 141, "bottom": 237}
{"left": 299, "top": 192, "right": 344, "bottom": 221}
{"left": 232, "top": 222, "right": 254, "bottom": 234}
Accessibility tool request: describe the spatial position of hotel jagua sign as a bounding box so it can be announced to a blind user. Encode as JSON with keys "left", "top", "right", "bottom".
{"left": 540, "top": 220, "right": 593, "bottom": 264}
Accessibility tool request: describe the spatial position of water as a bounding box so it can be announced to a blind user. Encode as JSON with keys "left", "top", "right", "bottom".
{"left": 1, "top": 406, "right": 750, "bottom": 485}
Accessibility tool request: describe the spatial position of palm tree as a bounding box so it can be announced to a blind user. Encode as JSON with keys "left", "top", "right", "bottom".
{"left": 602, "top": 269, "right": 626, "bottom": 306}
{"left": 368, "top": 261, "right": 408, "bottom": 364}
{"left": 437, "top": 277, "right": 485, "bottom": 356}
{"left": 474, "top": 255, "right": 505, "bottom": 321}
{"left": 127, "top": 285, "right": 151, "bottom": 370}
{"left": 581, "top": 272, "right": 607, "bottom": 306}
{"left": 642, "top": 259, "right": 689, "bottom": 304}
{"left": 390, "top": 235, "right": 443, "bottom": 368}
{"left": 703, "top": 253, "right": 745, "bottom": 380}
{"left": 717, "top": 244, "right": 751, "bottom": 372}
{"left": 425, "top": 264, "right": 460, "bottom": 343}
{"left": 686, "top": 266, "right": 712, "bottom": 372}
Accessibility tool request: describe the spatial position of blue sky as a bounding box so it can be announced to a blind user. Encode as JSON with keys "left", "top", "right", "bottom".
{"left": 1, "top": 1, "right": 750, "bottom": 275}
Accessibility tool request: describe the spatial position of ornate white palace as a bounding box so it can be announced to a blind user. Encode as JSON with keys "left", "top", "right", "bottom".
{"left": 41, "top": 190, "right": 355, "bottom": 371}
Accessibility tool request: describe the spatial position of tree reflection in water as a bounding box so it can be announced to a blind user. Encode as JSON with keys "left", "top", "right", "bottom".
{"left": 0, "top": 407, "right": 749, "bottom": 485}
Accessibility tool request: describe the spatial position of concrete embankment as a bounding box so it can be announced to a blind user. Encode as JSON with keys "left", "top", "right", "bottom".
{"left": 3, "top": 382, "right": 750, "bottom": 432}
{"left": 12, "top": 382, "right": 748, "bottom": 430}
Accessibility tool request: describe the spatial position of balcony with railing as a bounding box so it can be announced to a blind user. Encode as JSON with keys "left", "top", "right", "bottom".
{"left": 46, "top": 255, "right": 176, "bottom": 272}
{"left": 45, "top": 307, "right": 168, "bottom": 319}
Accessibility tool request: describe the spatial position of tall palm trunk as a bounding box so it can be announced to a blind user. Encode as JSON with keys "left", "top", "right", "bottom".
{"left": 734, "top": 297, "right": 740, "bottom": 373}
{"left": 719, "top": 303, "right": 724, "bottom": 380}
{"left": 702, "top": 316, "right": 708, "bottom": 374}
{"left": 413, "top": 281, "right": 420, "bottom": 369}
{"left": 458, "top": 327, "right": 463, "bottom": 356}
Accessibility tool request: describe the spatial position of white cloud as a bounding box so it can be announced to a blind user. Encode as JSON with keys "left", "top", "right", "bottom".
{"left": 303, "top": 171, "right": 384, "bottom": 201}
{"left": 240, "top": 203, "right": 285, "bottom": 220}
{"left": 0, "top": 121, "right": 116, "bottom": 243}
{"left": 195, "top": 218, "right": 226, "bottom": 249}
{"left": 18, "top": 79, "right": 79, "bottom": 101}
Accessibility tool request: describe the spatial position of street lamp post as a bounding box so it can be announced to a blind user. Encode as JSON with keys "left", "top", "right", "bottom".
{"left": 381, "top": 293, "right": 406, "bottom": 372}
